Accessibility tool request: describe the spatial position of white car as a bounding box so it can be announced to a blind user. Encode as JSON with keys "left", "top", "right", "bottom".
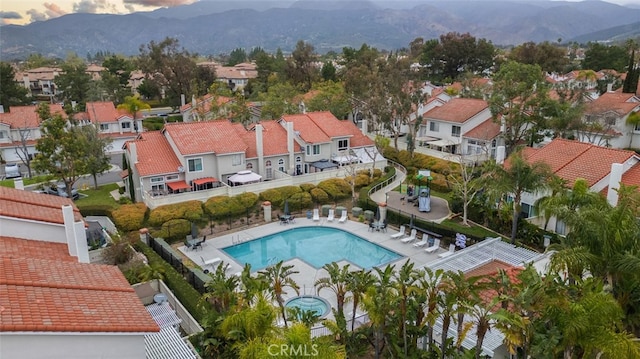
{"left": 4, "top": 164, "right": 21, "bottom": 179}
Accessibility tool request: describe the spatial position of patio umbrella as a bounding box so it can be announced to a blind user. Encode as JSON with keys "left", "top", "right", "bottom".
{"left": 284, "top": 200, "right": 290, "bottom": 216}
{"left": 374, "top": 206, "right": 380, "bottom": 222}
{"left": 191, "top": 222, "right": 199, "bottom": 238}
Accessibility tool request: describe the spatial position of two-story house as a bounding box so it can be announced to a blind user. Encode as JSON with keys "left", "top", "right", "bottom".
{"left": 418, "top": 98, "right": 496, "bottom": 157}
{"left": 74, "top": 102, "right": 144, "bottom": 153}
{"left": 0, "top": 104, "right": 66, "bottom": 164}
{"left": 576, "top": 91, "right": 640, "bottom": 149}
{"left": 14, "top": 66, "right": 61, "bottom": 99}
{"left": 124, "top": 111, "right": 383, "bottom": 207}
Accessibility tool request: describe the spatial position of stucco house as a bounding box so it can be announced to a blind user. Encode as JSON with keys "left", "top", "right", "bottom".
{"left": 576, "top": 91, "right": 640, "bottom": 149}
{"left": 75, "top": 101, "right": 144, "bottom": 153}
{"left": 504, "top": 139, "right": 640, "bottom": 235}
{"left": 0, "top": 104, "right": 66, "bottom": 164}
{"left": 0, "top": 186, "right": 159, "bottom": 359}
{"left": 124, "top": 111, "right": 384, "bottom": 208}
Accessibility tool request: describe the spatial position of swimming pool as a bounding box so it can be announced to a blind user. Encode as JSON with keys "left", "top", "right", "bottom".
{"left": 222, "top": 226, "right": 403, "bottom": 270}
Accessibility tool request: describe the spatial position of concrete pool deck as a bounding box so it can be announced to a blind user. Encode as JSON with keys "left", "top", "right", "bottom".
{"left": 178, "top": 217, "right": 444, "bottom": 318}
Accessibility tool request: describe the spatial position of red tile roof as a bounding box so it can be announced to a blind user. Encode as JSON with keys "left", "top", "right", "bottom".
{"left": 0, "top": 236, "right": 159, "bottom": 333}
{"left": 519, "top": 138, "right": 637, "bottom": 187}
{"left": 127, "top": 131, "right": 182, "bottom": 177}
{"left": 463, "top": 119, "right": 501, "bottom": 140}
{"left": 164, "top": 120, "right": 248, "bottom": 155}
{"left": 424, "top": 98, "right": 489, "bottom": 124}
{"left": 281, "top": 111, "right": 374, "bottom": 147}
{"left": 620, "top": 163, "right": 640, "bottom": 188}
{"left": 0, "top": 187, "right": 83, "bottom": 224}
{"left": 465, "top": 260, "right": 523, "bottom": 311}
{"left": 243, "top": 121, "right": 291, "bottom": 158}
{"left": 281, "top": 113, "right": 331, "bottom": 144}
{"left": 585, "top": 92, "right": 640, "bottom": 116}
{"left": 0, "top": 104, "right": 66, "bottom": 129}
{"left": 179, "top": 94, "right": 233, "bottom": 113}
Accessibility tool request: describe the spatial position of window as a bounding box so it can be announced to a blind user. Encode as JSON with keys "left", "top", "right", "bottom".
{"left": 99, "top": 124, "right": 109, "bottom": 131}
{"left": 466, "top": 140, "right": 483, "bottom": 155}
{"left": 555, "top": 220, "right": 567, "bottom": 235}
{"left": 266, "top": 160, "right": 273, "bottom": 179}
{"left": 165, "top": 175, "right": 179, "bottom": 181}
{"left": 246, "top": 163, "right": 253, "bottom": 169}
{"left": 0, "top": 131, "right": 7, "bottom": 139}
{"left": 429, "top": 121, "right": 439, "bottom": 132}
{"left": 121, "top": 122, "right": 131, "bottom": 129}
{"left": 150, "top": 176, "right": 164, "bottom": 183}
{"left": 232, "top": 154, "right": 242, "bottom": 166}
{"left": 278, "top": 158, "right": 285, "bottom": 173}
{"left": 451, "top": 125, "right": 461, "bottom": 137}
{"left": 295, "top": 156, "right": 302, "bottom": 175}
{"left": 312, "top": 145, "right": 320, "bottom": 155}
{"left": 338, "top": 139, "right": 348, "bottom": 151}
{"left": 520, "top": 203, "right": 536, "bottom": 219}
{"left": 188, "top": 158, "right": 203, "bottom": 172}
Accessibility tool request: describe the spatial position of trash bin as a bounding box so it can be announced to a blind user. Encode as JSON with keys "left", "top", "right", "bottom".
{"left": 306, "top": 210, "right": 312, "bottom": 219}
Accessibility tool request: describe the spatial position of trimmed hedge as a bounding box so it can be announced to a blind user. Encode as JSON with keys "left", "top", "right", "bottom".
{"left": 112, "top": 203, "right": 148, "bottom": 232}
{"left": 310, "top": 187, "right": 330, "bottom": 204}
{"left": 148, "top": 200, "right": 204, "bottom": 227}
{"left": 287, "top": 191, "right": 313, "bottom": 212}
{"left": 134, "top": 241, "right": 206, "bottom": 322}
{"left": 204, "top": 192, "right": 259, "bottom": 220}
{"left": 317, "top": 178, "right": 351, "bottom": 200}
{"left": 150, "top": 218, "right": 191, "bottom": 243}
{"left": 259, "top": 189, "right": 283, "bottom": 208}
{"left": 299, "top": 183, "right": 316, "bottom": 193}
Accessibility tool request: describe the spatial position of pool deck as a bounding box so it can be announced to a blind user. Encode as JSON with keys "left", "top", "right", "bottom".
{"left": 179, "top": 218, "right": 444, "bottom": 317}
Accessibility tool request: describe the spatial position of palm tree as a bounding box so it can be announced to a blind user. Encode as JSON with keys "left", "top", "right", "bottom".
{"left": 487, "top": 151, "right": 553, "bottom": 242}
{"left": 446, "top": 271, "right": 482, "bottom": 352}
{"left": 626, "top": 111, "right": 640, "bottom": 148}
{"left": 415, "top": 267, "right": 445, "bottom": 349}
{"left": 346, "top": 269, "right": 375, "bottom": 332}
{"left": 392, "top": 260, "right": 420, "bottom": 357}
{"left": 362, "top": 264, "right": 396, "bottom": 359}
{"left": 315, "top": 262, "right": 351, "bottom": 323}
{"left": 221, "top": 293, "right": 278, "bottom": 350}
{"left": 464, "top": 298, "right": 497, "bottom": 359}
{"left": 258, "top": 260, "right": 300, "bottom": 328}
{"left": 201, "top": 262, "right": 239, "bottom": 314}
{"left": 117, "top": 94, "right": 150, "bottom": 126}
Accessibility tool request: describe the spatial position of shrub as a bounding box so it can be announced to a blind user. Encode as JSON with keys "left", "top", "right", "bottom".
{"left": 299, "top": 183, "right": 316, "bottom": 193}
{"left": 150, "top": 218, "right": 191, "bottom": 243}
{"left": 259, "top": 188, "right": 283, "bottom": 208}
{"left": 112, "top": 203, "right": 148, "bottom": 232}
{"left": 205, "top": 194, "right": 258, "bottom": 220}
{"left": 148, "top": 200, "right": 204, "bottom": 227}
{"left": 287, "top": 192, "right": 313, "bottom": 212}
{"left": 235, "top": 192, "right": 259, "bottom": 210}
{"left": 317, "top": 178, "right": 351, "bottom": 200}
{"left": 78, "top": 204, "right": 114, "bottom": 217}
{"left": 354, "top": 173, "right": 371, "bottom": 189}
{"left": 278, "top": 185, "right": 302, "bottom": 201}
{"left": 118, "top": 197, "right": 132, "bottom": 205}
{"left": 310, "top": 187, "right": 330, "bottom": 204}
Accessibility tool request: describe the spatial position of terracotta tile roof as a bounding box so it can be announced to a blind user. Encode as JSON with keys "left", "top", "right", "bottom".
{"left": 281, "top": 113, "right": 331, "bottom": 144}
{"left": 243, "top": 121, "right": 291, "bottom": 158}
{"left": 585, "top": 92, "right": 640, "bottom": 116}
{"left": 0, "top": 104, "right": 66, "bottom": 129}
{"left": 164, "top": 120, "right": 248, "bottom": 155}
{"left": 621, "top": 163, "right": 640, "bottom": 188}
{"left": 463, "top": 119, "right": 501, "bottom": 140}
{"left": 465, "top": 260, "right": 523, "bottom": 311}
{"left": 0, "top": 187, "right": 83, "bottom": 224}
{"left": 281, "top": 111, "right": 373, "bottom": 147}
{"left": 424, "top": 98, "right": 489, "bottom": 124}
{"left": 127, "top": 131, "right": 182, "bottom": 177}
{"left": 179, "top": 94, "right": 233, "bottom": 112}
{"left": 83, "top": 101, "right": 120, "bottom": 123}
{"left": 0, "top": 236, "right": 159, "bottom": 333}
{"left": 519, "top": 138, "right": 637, "bottom": 187}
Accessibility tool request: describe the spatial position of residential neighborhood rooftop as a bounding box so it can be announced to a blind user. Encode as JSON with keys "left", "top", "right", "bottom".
{"left": 424, "top": 98, "right": 489, "bottom": 124}
{"left": 0, "top": 104, "right": 66, "bottom": 129}
{"left": 0, "top": 186, "right": 83, "bottom": 224}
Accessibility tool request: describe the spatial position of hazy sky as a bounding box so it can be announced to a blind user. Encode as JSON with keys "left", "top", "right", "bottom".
{"left": 1, "top": 0, "right": 639, "bottom": 26}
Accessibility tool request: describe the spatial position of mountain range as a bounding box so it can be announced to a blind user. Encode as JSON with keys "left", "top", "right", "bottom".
{"left": 1, "top": 0, "right": 639, "bottom": 60}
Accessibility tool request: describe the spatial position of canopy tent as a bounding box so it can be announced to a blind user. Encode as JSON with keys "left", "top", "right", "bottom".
{"left": 353, "top": 147, "right": 381, "bottom": 164}
{"left": 167, "top": 181, "right": 190, "bottom": 191}
{"left": 332, "top": 153, "right": 358, "bottom": 165}
{"left": 310, "top": 159, "right": 339, "bottom": 171}
{"left": 426, "top": 138, "right": 462, "bottom": 148}
{"left": 228, "top": 170, "right": 262, "bottom": 186}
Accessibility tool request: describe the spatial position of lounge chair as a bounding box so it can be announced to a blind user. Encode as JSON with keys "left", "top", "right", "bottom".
{"left": 327, "top": 209, "right": 335, "bottom": 222}
{"left": 424, "top": 239, "right": 440, "bottom": 253}
{"left": 312, "top": 208, "right": 320, "bottom": 221}
{"left": 438, "top": 244, "right": 456, "bottom": 258}
{"left": 400, "top": 229, "right": 417, "bottom": 243}
{"left": 413, "top": 236, "right": 429, "bottom": 247}
{"left": 184, "top": 239, "right": 194, "bottom": 251}
{"left": 338, "top": 210, "right": 348, "bottom": 223}
{"left": 201, "top": 256, "right": 221, "bottom": 267}
{"left": 390, "top": 225, "right": 406, "bottom": 239}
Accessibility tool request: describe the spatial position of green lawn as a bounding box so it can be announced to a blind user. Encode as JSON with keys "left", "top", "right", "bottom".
{"left": 439, "top": 218, "right": 506, "bottom": 240}
{"left": 0, "top": 174, "right": 56, "bottom": 188}
{"left": 76, "top": 183, "right": 121, "bottom": 211}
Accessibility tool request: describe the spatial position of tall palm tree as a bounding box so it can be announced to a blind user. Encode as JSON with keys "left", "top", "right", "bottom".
{"left": 464, "top": 298, "right": 497, "bottom": 359}
{"left": 258, "top": 260, "right": 300, "bottom": 328}
{"left": 116, "top": 94, "right": 150, "bottom": 126}
{"left": 315, "top": 262, "right": 351, "bottom": 324}
{"left": 392, "top": 260, "right": 421, "bottom": 357}
{"left": 487, "top": 151, "right": 553, "bottom": 242}
{"left": 201, "top": 262, "right": 239, "bottom": 314}
{"left": 346, "top": 269, "right": 375, "bottom": 332}
{"left": 446, "top": 270, "right": 482, "bottom": 352}
{"left": 438, "top": 271, "right": 461, "bottom": 359}
{"left": 416, "top": 267, "right": 445, "bottom": 349}
{"left": 362, "top": 264, "right": 396, "bottom": 359}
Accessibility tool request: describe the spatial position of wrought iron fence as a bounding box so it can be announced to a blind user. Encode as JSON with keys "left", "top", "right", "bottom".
{"left": 147, "top": 234, "right": 208, "bottom": 294}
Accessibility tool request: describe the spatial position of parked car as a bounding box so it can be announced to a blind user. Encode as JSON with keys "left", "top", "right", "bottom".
{"left": 45, "top": 184, "right": 80, "bottom": 200}
{"left": 4, "top": 164, "right": 21, "bottom": 179}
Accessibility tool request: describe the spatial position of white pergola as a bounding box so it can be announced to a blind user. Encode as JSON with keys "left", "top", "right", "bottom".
{"left": 145, "top": 302, "right": 197, "bottom": 359}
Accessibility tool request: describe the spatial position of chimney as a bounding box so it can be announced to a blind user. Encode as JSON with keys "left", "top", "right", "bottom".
{"left": 287, "top": 121, "right": 295, "bottom": 173}
{"left": 255, "top": 123, "right": 264, "bottom": 175}
{"left": 181, "top": 94, "right": 186, "bottom": 107}
{"left": 23, "top": 75, "right": 29, "bottom": 89}
{"left": 607, "top": 83, "right": 613, "bottom": 93}
{"left": 129, "top": 142, "right": 138, "bottom": 164}
{"left": 361, "top": 119, "right": 368, "bottom": 135}
{"left": 607, "top": 163, "right": 623, "bottom": 206}
{"left": 62, "top": 205, "right": 89, "bottom": 263}
{"left": 496, "top": 145, "right": 506, "bottom": 164}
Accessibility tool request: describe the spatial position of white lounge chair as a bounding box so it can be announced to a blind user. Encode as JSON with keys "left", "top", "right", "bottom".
{"left": 413, "top": 236, "right": 429, "bottom": 247}
{"left": 201, "top": 256, "right": 221, "bottom": 267}
{"left": 338, "top": 210, "right": 348, "bottom": 223}
{"left": 327, "top": 209, "right": 335, "bottom": 222}
{"left": 401, "top": 229, "right": 417, "bottom": 243}
{"left": 312, "top": 208, "right": 320, "bottom": 221}
{"left": 390, "top": 225, "right": 406, "bottom": 239}
{"left": 438, "top": 244, "right": 456, "bottom": 258}
{"left": 424, "top": 239, "right": 441, "bottom": 253}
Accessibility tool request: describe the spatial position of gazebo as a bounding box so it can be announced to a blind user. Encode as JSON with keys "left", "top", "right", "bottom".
{"left": 228, "top": 170, "right": 262, "bottom": 186}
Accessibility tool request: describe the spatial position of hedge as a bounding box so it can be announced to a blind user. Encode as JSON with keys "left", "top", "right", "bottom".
{"left": 259, "top": 188, "right": 284, "bottom": 208}
{"left": 310, "top": 187, "right": 330, "bottom": 204}
{"left": 317, "top": 178, "right": 351, "bottom": 200}
{"left": 148, "top": 200, "right": 204, "bottom": 227}
{"left": 150, "top": 218, "right": 191, "bottom": 243}
{"left": 78, "top": 204, "right": 114, "bottom": 217}
{"left": 134, "top": 241, "right": 206, "bottom": 322}
{"left": 299, "top": 183, "right": 316, "bottom": 193}
{"left": 204, "top": 192, "right": 259, "bottom": 220}
{"left": 112, "top": 203, "right": 148, "bottom": 232}
{"left": 287, "top": 191, "right": 313, "bottom": 212}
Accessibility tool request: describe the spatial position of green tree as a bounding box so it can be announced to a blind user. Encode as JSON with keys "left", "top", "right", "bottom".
{"left": 0, "top": 62, "right": 30, "bottom": 110}
{"left": 582, "top": 42, "right": 628, "bottom": 72}
{"left": 117, "top": 95, "right": 150, "bottom": 123}
{"left": 489, "top": 61, "right": 550, "bottom": 154}
{"left": 259, "top": 82, "right": 300, "bottom": 119}
{"left": 305, "top": 81, "right": 350, "bottom": 120}
{"left": 80, "top": 124, "right": 113, "bottom": 189}
{"left": 201, "top": 262, "right": 240, "bottom": 314}
{"left": 485, "top": 151, "right": 553, "bottom": 242}
{"left": 392, "top": 260, "right": 420, "bottom": 357}
{"left": 362, "top": 265, "right": 396, "bottom": 359}
{"left": 25, "top": 53, "right": 58, "bottom": 69}
{"left": 227, "top": 48, "right": 247, "bottom": 66}
{"left": 320, "top": 61, "right": 337, "bottom": 82}
{"left": 33, "top": 104, "right": 89, "bottom": 198}
{"left": 54, "top": 58, "right": 92, "bottom": 108}
{"left": 315, "top": 262, "right": 351, "bottom": 326}
{"left": 346, "top": 269, "right": 374, "bottom": 332}
{"left": 285, "top": 40, "right": 319, "bottom": 92}
{"left": 258, "top": 261, "right": 300, "bottom": 328}
{"left": 627, "top": 111, "right": 640, "bottom": 147}
{"left": 508, "top": 41, "right": 569, "bottom": 73}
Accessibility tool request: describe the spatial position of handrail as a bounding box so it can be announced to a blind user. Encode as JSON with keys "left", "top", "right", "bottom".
{"left": 367, "top": 159, "right": 407, "bottom": 198}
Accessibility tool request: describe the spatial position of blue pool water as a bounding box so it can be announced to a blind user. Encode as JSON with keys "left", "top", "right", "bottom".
{"left": 222, "top": 226, "right": 403, "bottom": 270}
{"left": 285, "top": 296, "right": 331, "bottom": 318}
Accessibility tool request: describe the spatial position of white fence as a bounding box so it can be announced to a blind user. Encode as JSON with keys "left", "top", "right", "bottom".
{"left": 310, "top": 313, "right": 370, "bottom": 338}
{"left": 142, "top": 160, "right": 386, "bottom": 209}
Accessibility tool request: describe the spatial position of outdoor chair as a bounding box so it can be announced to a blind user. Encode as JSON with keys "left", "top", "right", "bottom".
{"left": 401, "top": 229, "right": 417, "bottom": 243}
{"left": 327, "top": 209, "right": 335, "bottom": 222}
{"left": 338, "top": 210, "right": 348, "bottom": 223}
{"left": 184, "top": 239, "right": 194, "bottom": 251}
{"left": 390, "top": 225, "right": 406, "bottom": 239}
{"left": 312, "top": 208, "right": 320, "bottom": 221}
{"left": 413, "top": 236, "right": 429, "bottom": 247}
{"left": 438, "top": 244, "right": 456, "bottom": 258}
{"left": 424, "top": 239, "right": 441, "bottom": 254}
{"left": 193, "top": 235, "right": 207, "bottom": 251}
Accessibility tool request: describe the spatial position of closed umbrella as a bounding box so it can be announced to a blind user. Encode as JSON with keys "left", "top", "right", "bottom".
{"left": 284, "top": 200, "right": 290, "bottom": 216}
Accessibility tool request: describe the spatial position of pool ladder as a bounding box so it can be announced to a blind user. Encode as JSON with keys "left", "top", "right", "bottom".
{"left": 231, "top": 233, "right": 254, "bottom": 244}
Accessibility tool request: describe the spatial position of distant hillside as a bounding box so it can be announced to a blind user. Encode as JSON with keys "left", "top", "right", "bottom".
{"left": 1, "top": 0, "right": 639, "bottom": 60}
{"left": 570, "top": 21, "right": 640, "bottom": 43}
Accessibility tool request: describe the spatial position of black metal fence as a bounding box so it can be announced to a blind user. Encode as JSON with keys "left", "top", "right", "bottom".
{"left": 147, "top": 234, "right": 208, "bottom": 294}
